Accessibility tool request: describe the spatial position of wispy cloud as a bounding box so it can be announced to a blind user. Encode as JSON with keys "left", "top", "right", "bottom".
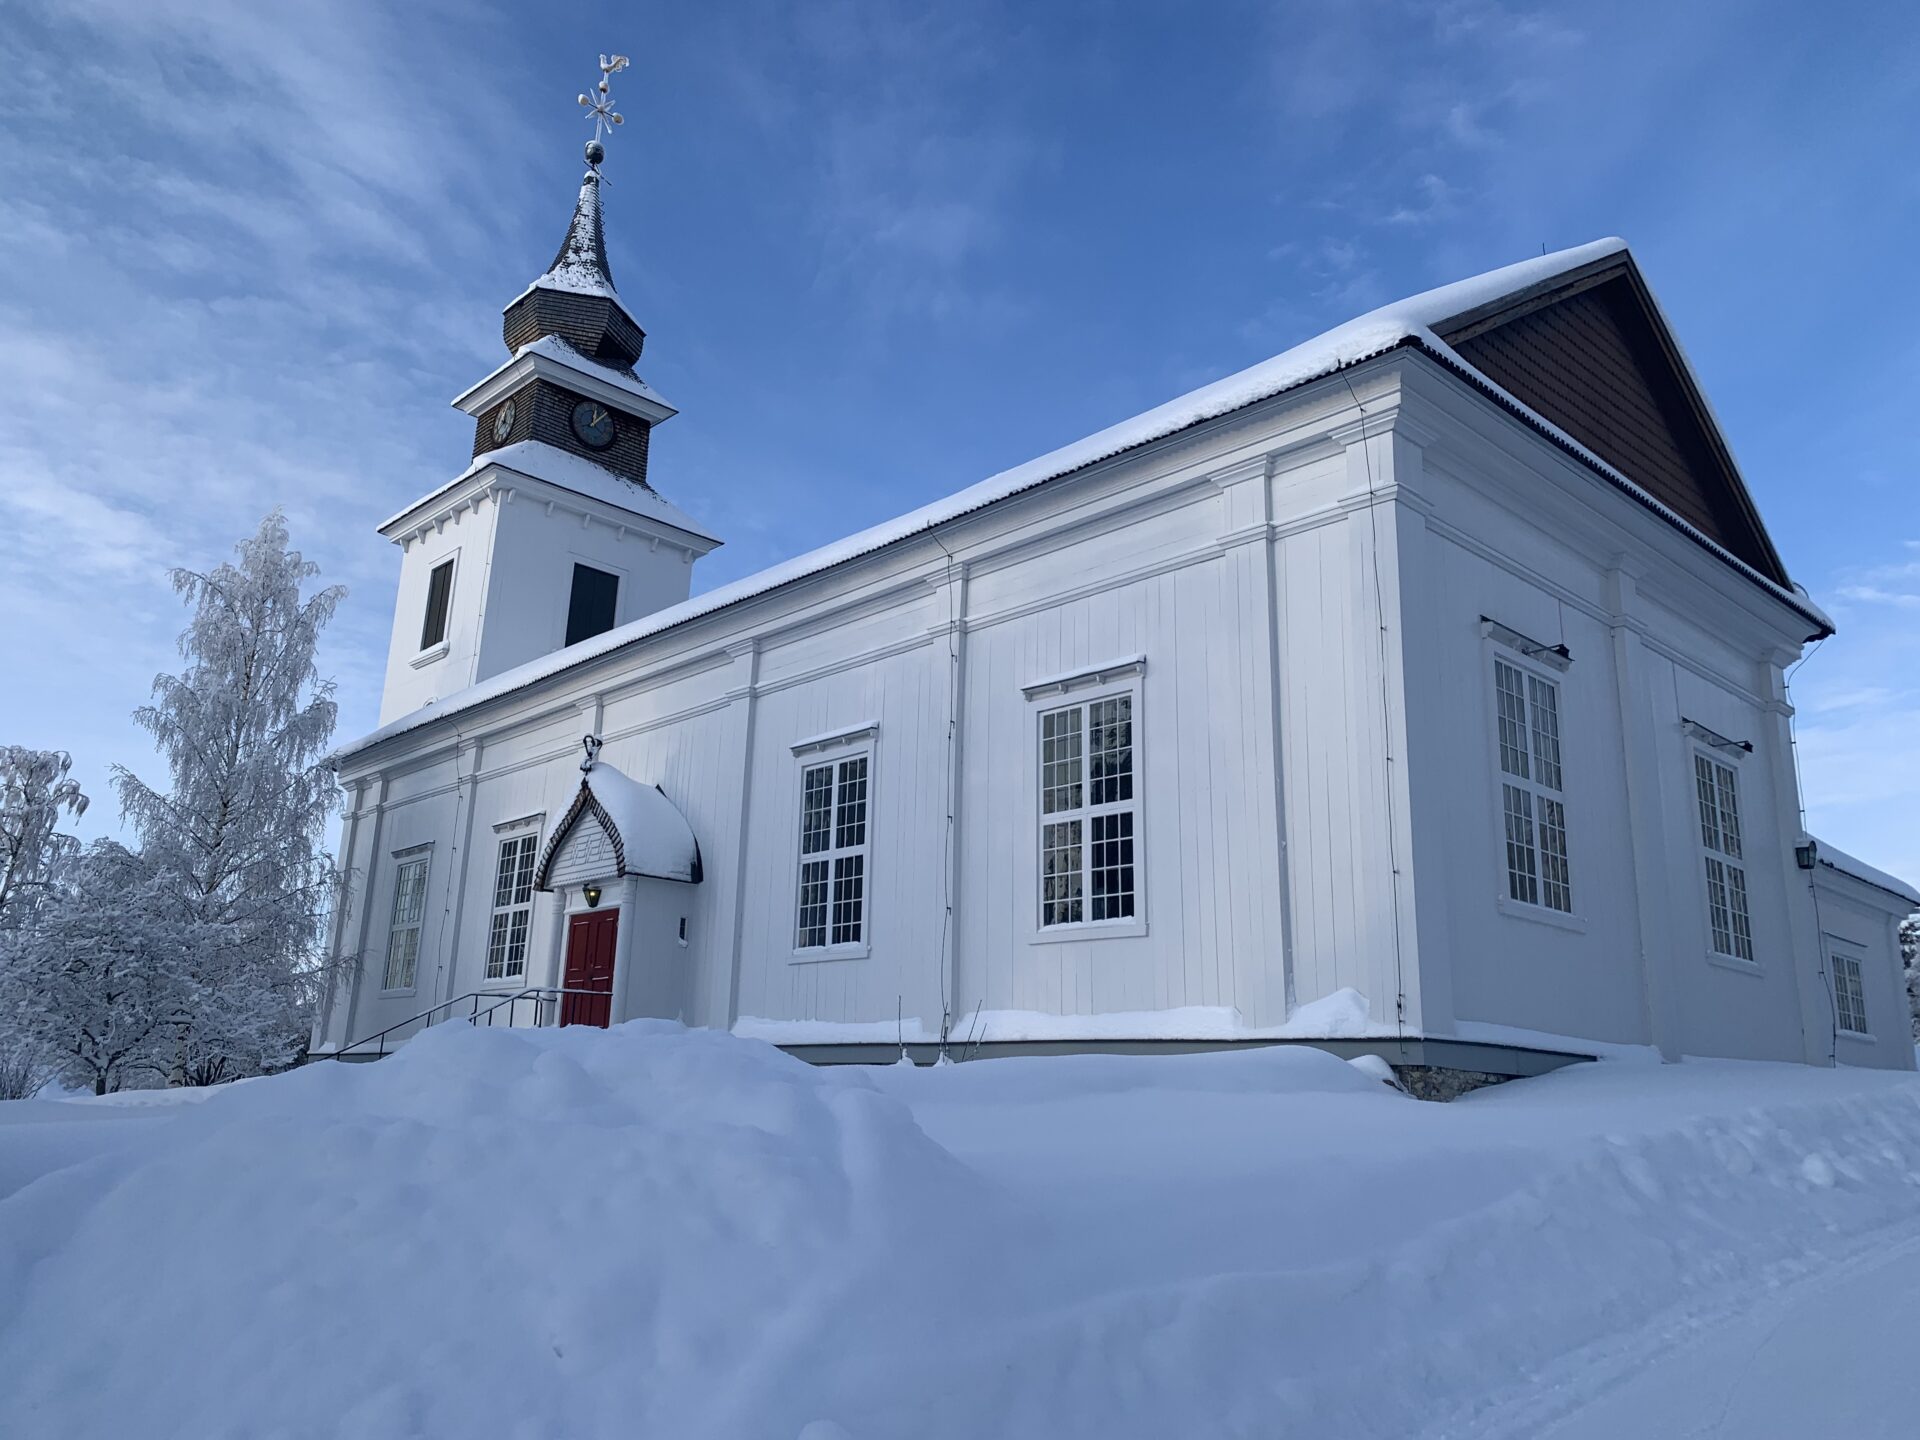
{"left": 1795, "top": 536, "right": 1920, "bottom": 886}
{"left": 0, "top": 0, "right": 523, "bottom": 836}
{"left": 687, "top": 2, "right": 1042, "bottom": 328}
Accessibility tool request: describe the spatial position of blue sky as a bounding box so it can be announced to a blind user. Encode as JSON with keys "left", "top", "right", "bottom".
{"left": 1, "top": 0, "right": 1915, "bottom": 880}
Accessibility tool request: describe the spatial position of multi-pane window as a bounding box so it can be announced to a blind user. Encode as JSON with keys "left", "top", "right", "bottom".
{"left": 1040, "top": 693, "right": 1137, "bottom": 927}
{"left": 485, "top": 833, "right": 538, "bottom": 981}
{"left": 419, "top": 558, "right": 454, "bottom": 650}
{"left": 795, "top": 754, "right": 869, "bottom": 949}
{"left": 1831, "top": 945, "right": 1868, "bottom": 1035}
{"left": 1694, "top": 754, "right": 1753, "bottom": 962}
{"left": 1494, "top": 657, "right": 1572, "bottom": 913}
{"left": 382, "top": 855, "right": 429, "bottom": 990}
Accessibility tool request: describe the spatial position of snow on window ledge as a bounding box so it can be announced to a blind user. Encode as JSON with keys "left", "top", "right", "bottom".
{"left": 410, "top": 640, "right": 450, "bottom": 669}
{"left": 1029, "top": 916, "right": 1149, "bottom": 945}
{"left": 1493, "top": 893, "right": 1587, "bottom": 934}
{"left": 788, "top": 942, "right": 871, "bottom": 965}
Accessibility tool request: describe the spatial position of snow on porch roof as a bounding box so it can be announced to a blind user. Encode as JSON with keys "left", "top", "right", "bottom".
{"left": 1812, "top": 839, "right": 1920, "bottom": 908}
{"left": 335, "top": 236, "right": 1826, "bottom": 765}
{"left": 536, "top": 763, "right": 702, "bottom": 889}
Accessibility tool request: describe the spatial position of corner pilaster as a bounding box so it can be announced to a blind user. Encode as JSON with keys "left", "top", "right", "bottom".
{"left": 1760, "top": 644, "right": 1833, "bottom": 1065}
{"left": 1605, "top": 562, "right": 1681, "bottom": 1060}
{"left": 711, "top": 639, "right": 761, "bottom": 1032}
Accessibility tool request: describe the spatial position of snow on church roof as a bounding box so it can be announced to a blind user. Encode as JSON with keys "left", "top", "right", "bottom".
{"left": 336, "top": 237, "right": 1827, "bottom": 764}
{"left": 1813, "top": 841, "right": 1920, "bottom": 907}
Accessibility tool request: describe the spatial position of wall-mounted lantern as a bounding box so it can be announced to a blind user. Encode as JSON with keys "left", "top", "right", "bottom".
{"left": 582, "top": 883, "right": 604, "bottom": 908}
{"left": 1794, "top": 840, "right": 1818, "bottom": 871}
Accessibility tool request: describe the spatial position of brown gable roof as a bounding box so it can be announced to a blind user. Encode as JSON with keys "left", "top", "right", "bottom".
{"left": 1436, "top": 255, "right": 1790, "bottom": 588}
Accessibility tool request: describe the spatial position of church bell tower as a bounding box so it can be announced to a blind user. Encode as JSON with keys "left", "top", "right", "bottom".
{"left": 375, "top": 55, "right": 721, "bottom": 725}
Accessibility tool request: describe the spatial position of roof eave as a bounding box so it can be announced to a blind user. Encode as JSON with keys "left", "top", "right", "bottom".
{"left": 334, "top": 332, "right": 1829, "bottom": 769}
{"left": 451, "top": 347, "right": 677, "bottom": 426}
{"left": 376, "top": 454, "right": 720, "bottom": 549}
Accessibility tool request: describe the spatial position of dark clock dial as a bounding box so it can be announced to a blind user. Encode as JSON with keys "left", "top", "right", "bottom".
{"left": 492, "top": 400, "right": 516, "bottom": 445}
{"left": 570, "top": 400, "right": 617, "bottom": 450}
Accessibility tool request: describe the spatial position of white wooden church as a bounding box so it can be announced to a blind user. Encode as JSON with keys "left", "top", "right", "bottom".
{"left": 311, "top": 123, "right": 1916, "bottom": 1075}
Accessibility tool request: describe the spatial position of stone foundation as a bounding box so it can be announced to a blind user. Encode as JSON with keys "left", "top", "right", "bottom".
{"left": 1391, "top": 1065, "right": 1513, "bottom": 1102}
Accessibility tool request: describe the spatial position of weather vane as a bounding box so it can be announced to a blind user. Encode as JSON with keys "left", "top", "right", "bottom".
{"left": 577, "top": 54, "right": 629, "bottom": 173}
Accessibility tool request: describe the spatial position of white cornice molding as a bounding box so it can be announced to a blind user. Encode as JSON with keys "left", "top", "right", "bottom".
{"left": 385, "top": 468, "right": 707, "bottom": 556}
{"left": 1204, "top": 455, "right": 1271, "bottom": 490}
{"left": 1328, "top": 408, "right": 1402, "bottom": 447}
{"left": 452, "top": 349, "right": 677, "bottom": 426}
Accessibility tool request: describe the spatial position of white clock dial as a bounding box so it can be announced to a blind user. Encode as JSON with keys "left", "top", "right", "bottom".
{"left": 493, "top": 400, "right": 516, "bottom": 444}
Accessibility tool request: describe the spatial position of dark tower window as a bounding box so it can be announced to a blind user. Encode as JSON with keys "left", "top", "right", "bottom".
{"left": 566, "top": 564, "right": 620, "bottom": 646}
{"left": 419, "top": 559, "right": 455, "bottom": 650}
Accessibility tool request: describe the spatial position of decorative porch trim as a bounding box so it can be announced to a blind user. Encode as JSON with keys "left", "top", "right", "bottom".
{"left": 789, "top": 720, "right": 879, "bottom": 755}
{"left": 1019, "top": 653, "right": 1147, "bottom": 699}
{"left": 1680, "top": 717, "right": 1752, "bottom": 754}
{"left": 1479, "top": 616, "right": 1571, "bottom": 671}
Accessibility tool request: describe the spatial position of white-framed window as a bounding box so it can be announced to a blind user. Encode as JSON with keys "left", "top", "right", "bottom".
{"left": 1693, "top": 752, "right": 1753, "bottom": 962}
{"left": 382, "top": 852, "right": 430, "bottom": 991}
{"left": 485, "top": 832, "right": 538, "bottom": 981}
{"left": 1829, "top": 941, "right": 1869, "bottom": 1036}
{"left": 794, "top": 751, "right": 870, "bottom": 951}
{"left": 419, "top": 556, "right": 456, "bottom": 651}
{"left": 1039, "top": 691, "right": 1138, "bottom": 927}
{"left": 1492, "top": 654, "right": 1572, "bottom": 913}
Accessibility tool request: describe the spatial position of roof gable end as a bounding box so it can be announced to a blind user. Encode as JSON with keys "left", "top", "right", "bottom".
{"left": 1434, "top": 258, "right": 1789, "bottom": 587}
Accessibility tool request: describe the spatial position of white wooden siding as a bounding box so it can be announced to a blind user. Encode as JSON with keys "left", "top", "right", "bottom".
{"left": 317, "top": 349, "right": 1891, "bottom": 1070}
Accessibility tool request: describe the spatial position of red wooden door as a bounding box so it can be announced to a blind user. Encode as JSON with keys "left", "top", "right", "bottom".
{"left": 560, "top": 910, "right": 619, "bottom": 1028}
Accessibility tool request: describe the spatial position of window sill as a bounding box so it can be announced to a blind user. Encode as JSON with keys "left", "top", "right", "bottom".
{"left": 1837, "top": 1028, "right": 1875, "bottom": 1045}
{"left": 379, "top": 987, "right": 418, "bottom": 998}
{"left": 1493, "top": 895, "right": 1586, "bottom": 933}
{"left": 1704, "top": 952, "right": 1763, "bottom": 977}
{"left": 790, "top": 943, "right": 870, "bottom": 965}
{"left": 410, "top": 641, "right": 451, "bottom": 669}
{"left": 1030, "top": 916, "right": 1148, "bottom": 945}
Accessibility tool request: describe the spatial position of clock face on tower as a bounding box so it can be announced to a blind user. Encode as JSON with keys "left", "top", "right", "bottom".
{"left": 493, "top": 400, "right": 516, "bottom": 445}
{"left": 570, "top": 400, "right": 617, "bottom": 450}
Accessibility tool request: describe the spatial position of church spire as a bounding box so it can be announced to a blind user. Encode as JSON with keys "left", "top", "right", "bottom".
{"left": 538, "top": 172, "right": 616, "bottom": 298}
{"left": 503, "top": 54, "right": 646, "bottom": 368}
{"left": 532, "top": 55, "right": 627, "bottom": 299}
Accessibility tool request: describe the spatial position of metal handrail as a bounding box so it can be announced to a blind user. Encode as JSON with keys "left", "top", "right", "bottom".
{"left": 325, "top": 984, "right": 612, "bottom": 1060}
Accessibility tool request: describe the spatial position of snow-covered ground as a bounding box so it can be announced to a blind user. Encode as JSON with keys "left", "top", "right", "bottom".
{"left": 3, "top": 1024, "right": 1918, "bottom": 1439}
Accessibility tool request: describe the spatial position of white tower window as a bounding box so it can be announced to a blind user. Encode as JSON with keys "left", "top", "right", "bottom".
{"left": 419, "top": 558, "right": 455, "bottom": 651}
{"left": 566, "top": 563, "right": 620, "bottom": 646}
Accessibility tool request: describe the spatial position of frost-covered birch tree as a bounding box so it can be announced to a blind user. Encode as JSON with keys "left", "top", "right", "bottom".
{"left": 112, "top": 511, "right": 346, "bottom": 1083}
{"left": 0, "top": 747, "right": 90, "bottom": 1095}
{"left": 1901, "top": 913, "right": 1918, "bottom": 1043}
{"left": 0, "top": 746, "right": 88, "bottom": 930}
{"left": 0, "top": 844, "right": 198, "bottom": 1094}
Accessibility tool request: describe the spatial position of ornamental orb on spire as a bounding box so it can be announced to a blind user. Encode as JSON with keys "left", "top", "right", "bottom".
{"left": 577, "top": 53, "right": 628, "bottom": 174}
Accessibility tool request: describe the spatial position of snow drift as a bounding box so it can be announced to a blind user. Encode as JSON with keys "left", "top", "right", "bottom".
{"left": 0, "top": 1023, "right": 1001, "bottom": 1438}
{"left": 4, "top": 1024, "right": 1920, "bottom": 1439}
